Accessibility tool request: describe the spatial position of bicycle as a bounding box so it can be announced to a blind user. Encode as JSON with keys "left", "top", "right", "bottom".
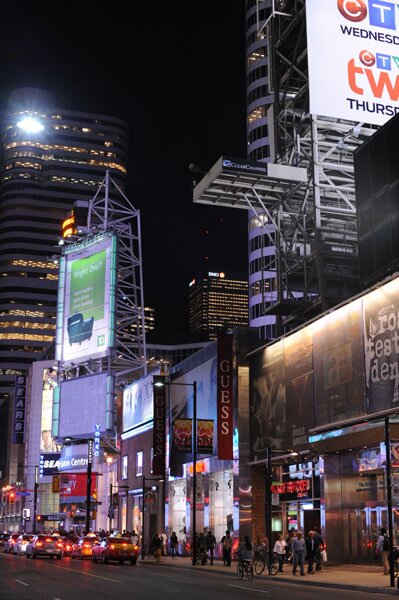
{"left": 237, "top": 559, "right": 254, "bottom": 580}
{"left": 253, "top": 547, "right": 279, "bottom": 576}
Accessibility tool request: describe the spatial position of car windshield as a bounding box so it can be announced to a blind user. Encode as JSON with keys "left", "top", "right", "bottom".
{"left": 22, "top": 535, "right": 32, "bottom": 541}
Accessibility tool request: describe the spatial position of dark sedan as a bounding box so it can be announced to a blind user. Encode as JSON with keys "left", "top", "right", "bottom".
{"left": 92, "top": 537, "right": 139, "bottom": 565}
{"left": 26, "top": 534, "right": 63, "bottom": 559}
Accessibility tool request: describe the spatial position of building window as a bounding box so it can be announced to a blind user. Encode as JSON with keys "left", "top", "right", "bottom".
{"left": 136, "top": 451, "right": 143, "bottom": 476}
{"left": 121, "top": 455, "right": 128, "bottom": 480}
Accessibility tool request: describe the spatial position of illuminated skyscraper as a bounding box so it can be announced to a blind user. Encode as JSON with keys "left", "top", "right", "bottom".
{"left": 0, "top": 88, "right": 128, "bottom": 399}
{"left": 189, "top": 271, "right": 248, "bottom": 340}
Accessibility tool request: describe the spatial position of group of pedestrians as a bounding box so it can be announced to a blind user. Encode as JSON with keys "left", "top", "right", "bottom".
{"left": 286, "top": 528, "right": 324, "bottom": 576}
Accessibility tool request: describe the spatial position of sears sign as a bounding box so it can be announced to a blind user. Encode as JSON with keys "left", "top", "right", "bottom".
{"left": 39, "top": 453, "right": 61, "bottom": 478}
{"left": 306, "top": 0, "right": 399, "bottom": 125}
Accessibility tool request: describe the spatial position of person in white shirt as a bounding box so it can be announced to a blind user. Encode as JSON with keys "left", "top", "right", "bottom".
{"left": 273, "top": 534, "right": 287, "bottom": 573}
{"left": 376, "top": 527, "right": 389, "bottom": 575}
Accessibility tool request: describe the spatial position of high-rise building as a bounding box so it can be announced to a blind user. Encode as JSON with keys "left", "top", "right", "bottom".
{"left": 189, "top": 271, "right": 248, "bottom": 340}
{"left": 0, "top": 88, "right": 128, "bottom": 400}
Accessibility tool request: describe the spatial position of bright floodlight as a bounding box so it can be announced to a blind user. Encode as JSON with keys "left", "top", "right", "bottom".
{"left": 16, "top": 116, "right": 44, "bottom": 133}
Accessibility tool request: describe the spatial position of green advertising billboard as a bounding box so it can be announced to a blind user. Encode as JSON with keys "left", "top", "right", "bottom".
{"left": 55, "top": 233, "right": 117, "bottom": 365}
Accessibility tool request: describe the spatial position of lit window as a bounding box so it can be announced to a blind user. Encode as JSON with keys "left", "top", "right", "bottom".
{"left": 121, "top": 455, "right": 128, "bottom": 480}
{"left": 136, "top": 451, "right": 143, "bottom": 476}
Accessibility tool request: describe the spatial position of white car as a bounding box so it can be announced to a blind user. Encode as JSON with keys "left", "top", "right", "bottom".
{"left": 13, "top": 534, "right": 34, "bottom": 555}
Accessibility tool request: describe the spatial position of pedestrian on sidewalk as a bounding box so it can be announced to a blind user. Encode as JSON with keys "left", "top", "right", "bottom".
{"left": 160, "top": 531, "right": 167, "bottom": 556}
{"left": 273, "top": 534, "right": 286, "bottom": 573}
{"left": 170, "top": 531, "right": 178, "bottom": 559}
{"left": 292, "top": 531, "right": 306, "bottom": 576}
{"left": 306, "top": 530, "right": 317, "bottom": 574}
{"left": 205, "top": 529, "right": 216, "bottom": 565}
{"left": 313, "top": 526, "right": 324, "bottom": 571}
{"left": 376, "top": 527, "right": 390, "bottom": 575}
{"left": 221, "top": 530, "right": 233, "bottom": 566}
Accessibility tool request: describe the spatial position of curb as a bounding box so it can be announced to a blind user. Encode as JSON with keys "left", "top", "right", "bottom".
{"left": 139, "top": 559, "right": 399, "bottom": 595}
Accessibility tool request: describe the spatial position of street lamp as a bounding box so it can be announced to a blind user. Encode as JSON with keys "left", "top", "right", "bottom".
{"left": 154, "top": 379, "right": 197, "bottom": 565}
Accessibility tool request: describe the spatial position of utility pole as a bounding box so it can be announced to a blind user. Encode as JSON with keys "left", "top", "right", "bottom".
{"left": 33, "top": 466, "right": 39, "bottom": 534}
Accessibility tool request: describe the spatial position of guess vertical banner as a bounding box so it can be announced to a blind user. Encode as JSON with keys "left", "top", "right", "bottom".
{"left": 152, "top": 376, "right": 166, "bottom": 476}
{"left": 217, "top": 334, "right": 233, "bottom": 460}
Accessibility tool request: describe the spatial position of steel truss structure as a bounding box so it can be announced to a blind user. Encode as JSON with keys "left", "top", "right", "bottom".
{"left": 60, "top": 170, "right": 147, "bottom": 384}
{"left": 265, "top": 0, "right": 376, "bottom": 328}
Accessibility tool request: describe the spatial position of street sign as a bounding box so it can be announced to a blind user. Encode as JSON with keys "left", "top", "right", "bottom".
{"left": 272, "top": 493, "right": 279, "bottom": 506}
{"left": 16, "top": 491, "right": 31, "bottom": 497}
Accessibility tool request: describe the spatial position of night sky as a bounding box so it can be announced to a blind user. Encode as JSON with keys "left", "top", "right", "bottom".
{"left": 0, "top": 2, "right": 248, "bottom": 334}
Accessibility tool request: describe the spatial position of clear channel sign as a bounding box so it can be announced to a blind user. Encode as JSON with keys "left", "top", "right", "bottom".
{"left": 306, "top": 0, "right": 399, "bottom": 125}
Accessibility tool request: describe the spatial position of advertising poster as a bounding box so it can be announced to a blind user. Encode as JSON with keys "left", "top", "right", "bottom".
{"left": 40, "top": 367, "right": 60, "bottom": 454}
{"left": 313, "top": 299, "right": 366, "bottom": 426}
{"left": 197, "top": 419, "right": 214, "bottom": 455}
{"left": 123, "top": 374, "right": 154, "bottom": 432}
{"left": 250, "top": 340, "right": 286, "bottom": 460}
{"left": 172, "top": 419, "right": 192, "bottom": 453}
{"left": 56, "top": 234, "right": 117, "bottom": 365}
{"left": 284, "top": 328, "right": 314, "bottom": 451}
{"left": 169, "top": 357, "right": 217, "bottom": 469}
{"left": 306, "top": 0, "right": 399, "bottom": 126}
{"left": 59, "top": 473, "right": 97, "bottom": 500}
{"left": 363, "top": 278, "right": 399, "bottom": 414}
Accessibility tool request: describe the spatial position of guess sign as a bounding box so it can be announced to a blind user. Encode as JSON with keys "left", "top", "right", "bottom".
{"left": 217, "top": 334, "right": 233, "bottom": 460}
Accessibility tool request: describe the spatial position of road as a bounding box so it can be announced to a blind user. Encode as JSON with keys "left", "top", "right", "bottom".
{"left": 0, "top": 552, "right": 393, "bottom": 599}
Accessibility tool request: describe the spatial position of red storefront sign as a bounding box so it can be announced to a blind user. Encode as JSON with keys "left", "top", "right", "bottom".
{"left": 59, "top": 473, "right": 97, "bottom": 499}
{"left": 152, "top": 375, "right": 166, "bottom": 476}
{"left": 217, "top": 334, "right": 233, "bottom": 460}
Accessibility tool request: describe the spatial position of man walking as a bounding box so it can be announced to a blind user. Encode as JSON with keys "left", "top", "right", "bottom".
{"left": 292, "top": 531, "right": 306, "bottom": 576}
{"left": 205, "top": 529, "right": 216, "bottom": 565}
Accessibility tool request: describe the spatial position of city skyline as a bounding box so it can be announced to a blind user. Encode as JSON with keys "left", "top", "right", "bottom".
{"left": 0, "top": 3, "right": 248, "bottom": 334}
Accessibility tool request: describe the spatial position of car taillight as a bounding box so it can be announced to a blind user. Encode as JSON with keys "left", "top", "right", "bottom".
{"left": 83, "top": 543, "right": 91, "bottom": 548}
{"left": 133, "top": 545, "right": 138, "bottom": 551}
{"left": 57, "top": 543, "right": 63, "bottom": 548}
{"left": 122, "top": 543, "right": 127, "bottom": 548}
{"left": 66, "top": 545, "right": 71, "bottom": 550}
{"left": 36, "top": 542, "right": 42, "bottom": 547}
{"left": 45, "top": 538, "right": 52, "bottom": 542}
{"left": 110, "top": 544, "right": 115, "bottom": 550}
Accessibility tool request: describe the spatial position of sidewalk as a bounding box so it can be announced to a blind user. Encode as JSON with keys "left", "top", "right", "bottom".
{"left": 140, "top": 556, "right": 399, "bottom": 595}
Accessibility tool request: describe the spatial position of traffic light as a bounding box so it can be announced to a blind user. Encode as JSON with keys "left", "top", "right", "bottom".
{"left": 9, "top": 491, "right": 15, "bottom": 505}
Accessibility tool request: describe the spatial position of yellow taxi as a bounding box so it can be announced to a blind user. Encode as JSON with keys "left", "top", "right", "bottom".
{"left": 71, "top": 536, "right": 98, "bottom": 559}
{"left": 92, "top": 536, "right": 139, "bottom": 565}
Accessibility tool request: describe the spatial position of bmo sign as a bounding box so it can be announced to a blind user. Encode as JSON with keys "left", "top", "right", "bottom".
{"left": 306, "top": 0, "right": 399, "bottom": 125}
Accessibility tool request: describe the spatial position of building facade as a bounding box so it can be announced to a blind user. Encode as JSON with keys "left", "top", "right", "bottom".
{"left": 0, "top": 88, "right": 128, "bottom": 402}
{"left": 188, "top": 272, "right": 248, "bottom": 340}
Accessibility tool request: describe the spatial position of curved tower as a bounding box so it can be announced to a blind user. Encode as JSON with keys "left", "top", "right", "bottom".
{"left": 245, "top": 1, "right": 276, "bottom": 338}
{"left": 0, "top": 88, "right": 128, "bottom": 399}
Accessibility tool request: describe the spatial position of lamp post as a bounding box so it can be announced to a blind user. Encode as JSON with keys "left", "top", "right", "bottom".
{"left": 33, "top": 466, "right": 39, "bottom": 534}
{"left": 85, "top": 440, "right": 93, "bottom": 534}
{"left": 154, "top": 379, "right": 197, "bottom": 565}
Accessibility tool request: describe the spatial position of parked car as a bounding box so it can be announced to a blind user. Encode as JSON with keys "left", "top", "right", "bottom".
{"left": 92, "top": 537, "right": 139, "bottom": 565}
{"left": 4, "top": 533, "right": 20, "bottom": 553}
{"left": 0, "top": 533, "right": 10, "bottom": 547}
{"left": 71, "top": 536, "right": 98, "bottom": 559}
{"left": 26, "top": 534, "right": 63, "bottom": 559}
{"left": 13, "top": 534, "right": 34, "bottom": 555}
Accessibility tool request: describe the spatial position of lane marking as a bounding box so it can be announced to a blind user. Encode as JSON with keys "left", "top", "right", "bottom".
{"left": 53, "top": 565, "right": 122, "bottom": 584}
{"left": 228, "top": 584, "right": 269, "bottom": 593}
{"left": 14, "top": 580, "right": 29, "bottom": 587}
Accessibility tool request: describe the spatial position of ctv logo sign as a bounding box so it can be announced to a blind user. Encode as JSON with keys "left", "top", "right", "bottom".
{"left": 349, "top": 49, "right": 399, "bottom": 100}
{"left": 338, "top": 0, "right": 397, "bottom": 30}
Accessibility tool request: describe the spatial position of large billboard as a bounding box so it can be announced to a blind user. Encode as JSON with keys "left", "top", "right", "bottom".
{"left": 55, "top": 233, "right": 117, "bottom": 365}
{"left": 306, "top": 0, "right": 399, "bottom": 125}
{"left": 122, "top": 374, "right": 154, "bottom": 432}
{"left": 250, "top": 275, "right": 399, "bottom": 460}
{"left": 58, "top": 372, "right": 113, "bottom": 439}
